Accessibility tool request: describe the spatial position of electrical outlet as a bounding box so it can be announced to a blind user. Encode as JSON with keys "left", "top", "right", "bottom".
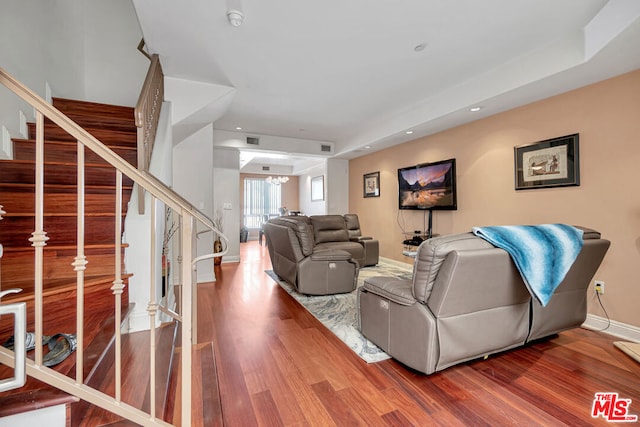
{"left": 595, "top": 280, "right": 605, "bottom": 294}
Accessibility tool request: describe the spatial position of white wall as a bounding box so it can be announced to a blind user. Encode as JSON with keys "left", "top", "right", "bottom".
{"left": 1, "top": 0, "right": 146, "bottom": 138}
{"left": 299, "top": 163, "right": 327, "bottom": 216}
{"left": 0, "top": 0, "right": 84, "bottom": 136}
{"left": 172, "top": 124, "right": 215, "bottom": 282}
{"left": 326, "top": 158, "right": 349, "bottom": 214}
{"left": 212, "top": 148, "right": 240, "bottom": 263}
{"left": 83, "top": 0, "right": 149, "bottom": 106}
{"left": 0, "top": 404, "right": 67, "bottom": 427}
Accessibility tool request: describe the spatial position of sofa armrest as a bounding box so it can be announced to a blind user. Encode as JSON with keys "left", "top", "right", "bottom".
{"left": 574, "top": 225, "right": 601, "bottom": 239}
{"left": 362, "top": 276, "right": 415, "bottom": 306}
{"left": 310, "top": 249, "right": 352, "bottom": 261}
{"left": 350, "top": 236, "right": 373, "bottom": 241}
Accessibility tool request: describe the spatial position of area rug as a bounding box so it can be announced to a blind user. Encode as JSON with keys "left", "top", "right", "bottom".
{"left": 266, "top": 260, "right": 412, "bottom": 363}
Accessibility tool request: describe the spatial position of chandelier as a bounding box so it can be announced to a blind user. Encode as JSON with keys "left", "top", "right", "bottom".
{"left": 265, "top": 176, "right": 289, "bottom": 185}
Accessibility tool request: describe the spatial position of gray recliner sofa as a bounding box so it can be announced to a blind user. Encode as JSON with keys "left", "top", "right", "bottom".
{"left": 264, "top": 216, "right": 359, "bottom": 295}
{"left": 357, "top": 227, "right": 610, "bottom": 375}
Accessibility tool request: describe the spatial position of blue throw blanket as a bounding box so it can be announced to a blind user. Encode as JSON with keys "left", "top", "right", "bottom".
{"left": 471, "top": 224, "right": 583, "bottom": 306}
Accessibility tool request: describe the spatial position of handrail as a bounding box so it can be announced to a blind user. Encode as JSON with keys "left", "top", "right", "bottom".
{"left": 137, "top": 39, "right": 152, "bottom": 60}
{"left": 135, "top": 53, "right": 164, "bottom": 214}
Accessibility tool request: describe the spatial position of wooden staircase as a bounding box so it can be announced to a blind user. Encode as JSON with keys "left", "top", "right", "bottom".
{"left": 0, "top": 97, "right": 167, "bottom": 424}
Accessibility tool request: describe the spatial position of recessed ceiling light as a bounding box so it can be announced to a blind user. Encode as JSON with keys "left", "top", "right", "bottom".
{"left": 405, "top": 130, "right": 414, "bottom": 135}
{"left": 235, "top": 126, "right": 242, "bottom": 130}
{"left": 364, "top": 145, "right": 372, "bottom": 149}
{"left": 470, "top": 107, "right": 482, "bottom": 112}
{"left": 414, "top": 43, "right": 428, "bottom": 52}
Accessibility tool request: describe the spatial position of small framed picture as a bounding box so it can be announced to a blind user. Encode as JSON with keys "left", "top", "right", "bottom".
{"left": 311, "top": 175, "right": 324, "bottom": 201}
{"left": 514, "top": 134, "right": 579, "bottom": 190}
{"left": 363, "top": 171, "right": 380, "bottom": 198}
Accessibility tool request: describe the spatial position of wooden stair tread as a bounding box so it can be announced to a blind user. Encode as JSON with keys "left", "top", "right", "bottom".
{"left": 3, "top": 243, "right": 129, "bottom": 254}
{"left": 0, "top": 385, "right": 80, "bottom": 418}
{"left": 27, "top": 122, "right": 137, "bottom": 145}
{"left": 0, "top": 182, "right": 134, "bottom": 192}
{"left": 52, "top": 97, "right": 134, "bottom": 118}
{"left": 0, "top": 160, "right": 135, "bottom": 188}
{"left": 1, "top": 243, "right": 130, "bottom": 253}
{"left": 4, "top": 212, "right": 126, "bottom": 217}
{"left": 11, "top": 138, "right": 137, "bottom": 152}
{"left": 0, "top": 158, "right": 133, "bottom": 169}
{"left": 1, "top": 274, "right": 133, "bottom": 303}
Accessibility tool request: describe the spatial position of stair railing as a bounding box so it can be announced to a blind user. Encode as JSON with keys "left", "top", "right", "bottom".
{"left": 135, "top": 52, "right": 164, "bottom": 215}
{"left": 0, "top": 66, "right": 227, "bottom": 426}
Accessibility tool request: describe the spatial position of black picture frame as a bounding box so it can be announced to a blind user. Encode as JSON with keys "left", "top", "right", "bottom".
{"left": 363, "top": 171, "right": 380, "bottom": 198}
{"left": 514, "top": 134, "right": 580, "bottom": 190}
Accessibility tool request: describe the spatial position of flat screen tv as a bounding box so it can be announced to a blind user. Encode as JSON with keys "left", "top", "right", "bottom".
{"left": 398, "top": 158, "right": 457, "bottom": 210}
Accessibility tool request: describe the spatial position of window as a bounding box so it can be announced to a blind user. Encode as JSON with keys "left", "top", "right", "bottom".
{"left": 243, "top": 178, "right": 282, "bottom": 228}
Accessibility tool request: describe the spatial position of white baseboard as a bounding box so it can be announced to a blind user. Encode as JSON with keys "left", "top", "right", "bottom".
{"left": 19, "top": 110, "right": 27, "bottom": 138}
{"left": 0, "top": 404, "right": 66, "bottom": 427}
{"left": 198, "top": 272, "right": 216, "bottom": 283}
{"left": 221, "top": 255, "right": 240, "bottom": 263}
{"left": 127, "top": 310, "right": 151, "bottom": 333}
{"left": 379, "top": 256, "right": 412, "bottom": 269}
{"left": 582, "top": 314, "right": 640, "bottom": 343}
{"left": 1, "top": 126, "right": 12, "bottom": 159}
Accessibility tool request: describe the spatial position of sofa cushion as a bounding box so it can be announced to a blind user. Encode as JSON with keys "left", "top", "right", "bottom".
{"left": 413, "top": 233, "right": 494, "bottom": 303}
{"left": 269, "top": 216, "right": 315, "bottom": 256}
{"left": 314, "top": 241, "right": 364, "bottom": 268}
{"left": 311, "top": 215, "right": 349, "bottom": 243}
{"left": 362, "top": 276, "right": 415, "bottom": 306}
{"left": 344, "top": 214, "right": 361, "bottom": 239}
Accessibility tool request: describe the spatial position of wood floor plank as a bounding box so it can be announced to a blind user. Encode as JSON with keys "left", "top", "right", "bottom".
{"left": 256, "top": 336, "right": 308, "bottom": 425}
{"left": 197, "top": 284, "right": 258, "bottom": 426}
{"left": 250, "top": 390, "right": 284, "bottom": 426}
{"left": 281, "top": 373, "right": 335, "bottom": 426}
{"left": 335, "top": 385, "right": 392, "bottom": 427}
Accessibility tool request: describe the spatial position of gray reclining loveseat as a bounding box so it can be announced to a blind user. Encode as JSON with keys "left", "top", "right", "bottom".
{"left": 265, "top": 216, "right": 358, "bottom": 295}
{"left": 264, "top": 214, "right": 378, "bottom": 295}
{"left": 357, "top": 227, "right": 610, "bottom": 374}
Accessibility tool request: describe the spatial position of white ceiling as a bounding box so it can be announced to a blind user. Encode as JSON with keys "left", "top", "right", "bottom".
{"left": 133, "top": 0, "right": 640, "bottom": 172}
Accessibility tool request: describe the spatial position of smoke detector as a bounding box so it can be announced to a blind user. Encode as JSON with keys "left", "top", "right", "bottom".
{"left": 227, "top": 9, "right": 244, "bottom": 27}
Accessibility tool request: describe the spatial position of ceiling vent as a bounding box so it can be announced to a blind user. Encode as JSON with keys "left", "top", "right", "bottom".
{"left": 320, "top": 144, "right": 332, "bottom": 153}
{"left": 262, "top": 166, "right": 270, "bottom": 171}
{"left": 246, "top": 137, "right": 260, "bottom": 145}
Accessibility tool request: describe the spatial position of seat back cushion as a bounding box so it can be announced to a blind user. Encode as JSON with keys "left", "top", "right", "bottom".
{"left": 344, "top": 214, "right": 362, "bottom": 238}
{"left": 311, "top": 215, "right": 349, "bottom": 243}
{"left": 412, "top": 232, "right": 495, "bottom": 303}
{"left": 268, "top": 216, "right": 314, "bottom": 256}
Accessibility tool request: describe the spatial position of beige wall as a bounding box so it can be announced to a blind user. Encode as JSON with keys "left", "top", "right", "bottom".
{"left": 239, "top": 173, "right": 299, "bottom": 239}
{"left": 349, "top": 69, "right": 640, "bottom": 328}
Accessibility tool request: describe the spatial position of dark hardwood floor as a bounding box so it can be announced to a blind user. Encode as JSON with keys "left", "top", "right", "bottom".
{"left": 197, "top": 241, "right": 640, "bottom": 426}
